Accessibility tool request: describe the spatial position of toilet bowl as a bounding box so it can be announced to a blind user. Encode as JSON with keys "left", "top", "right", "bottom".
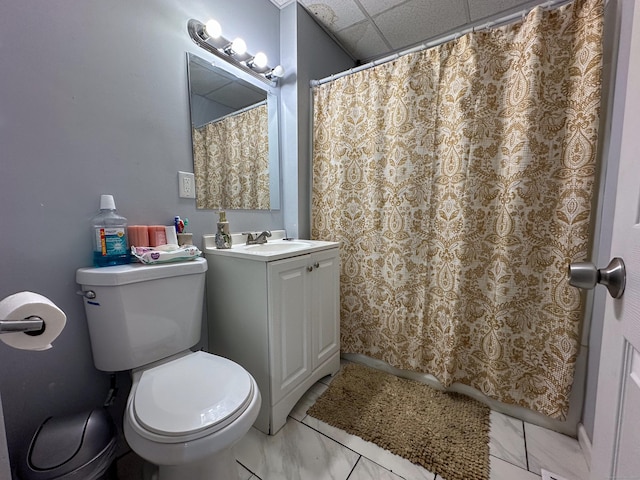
{"left": 76, "top": 258, "right": 260, "bottom": 480}
{"left": 124, "top": 352, "right": 260, "bottom": 479}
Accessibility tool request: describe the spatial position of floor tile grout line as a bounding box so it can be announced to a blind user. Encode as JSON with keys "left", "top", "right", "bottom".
{"left": 345, "top": 455, "right": 363, "bottom": 480}
{"left": 290, "top": 413, "right": 398, "bottom": 471}
{"left": 523, "top": 421, "right": 531, "bottom": 472}
{"left": 288, "top": 413, "right": 364, "bottom": 458}
{"left": 237, "top": 458, "right": 260, "bottom": 480}
{"left": 290, "top": 413, "right": 432, "bottom": 480}
{"left": 489, "top": 454, "right": 535, "bottom": 476}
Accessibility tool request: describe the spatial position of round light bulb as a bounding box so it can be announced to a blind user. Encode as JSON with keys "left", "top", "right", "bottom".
{"left": 253, "top": 52, "right": 268, "bottom": 69}
{"left": 231, "top": 37, "right": 247, "bottom": 56}
{"left": 204, "top": 19, "right": 222, "bottom": 39}
{"left": 271, "top": 65, "right": 285, "bottom": 78}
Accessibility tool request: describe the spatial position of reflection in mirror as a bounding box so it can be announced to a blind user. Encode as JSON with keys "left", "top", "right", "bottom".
{"left": 187, "top": 53, "right": 280, "bottom": 210}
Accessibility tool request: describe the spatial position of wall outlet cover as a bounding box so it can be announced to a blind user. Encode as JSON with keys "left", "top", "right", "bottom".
{"left": 178, "top": 171, "right": 195, "bottom": 199}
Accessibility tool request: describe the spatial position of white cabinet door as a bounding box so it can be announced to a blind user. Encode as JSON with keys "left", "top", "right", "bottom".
{"left": 268, "top": 248, "right": 340, "bottom": 405}
{"left": 311, "top": 248, "right": 340, "bottom": 369}
{"left": 268, "top": 255, "right": 312, "bottom": 404}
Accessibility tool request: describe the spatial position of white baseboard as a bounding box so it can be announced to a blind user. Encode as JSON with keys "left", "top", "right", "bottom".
{"left": 577, "top": 422, "right": 592, "bottom": 471}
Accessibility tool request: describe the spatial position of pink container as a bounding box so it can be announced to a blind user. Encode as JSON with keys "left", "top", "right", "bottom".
{"left": 148, "top": 226, "right": 167, "bottom": 247}
{"left": 128, "top": 225, "right": 149, "bottom": 247}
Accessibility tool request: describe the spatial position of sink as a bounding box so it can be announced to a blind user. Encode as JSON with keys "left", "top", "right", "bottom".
{"left": 202, "top": 232, "right": 340, "bottom": 261}
{"left": 240, "top": 241, "right": 312, "bottom": 254}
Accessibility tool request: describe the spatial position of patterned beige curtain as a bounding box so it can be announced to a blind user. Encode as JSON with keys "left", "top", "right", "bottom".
{"left": 311, "top": 0, "right": 603, "bottom": 418}
{"left": 193, "top": 103, "right": 270, "bottom": 210}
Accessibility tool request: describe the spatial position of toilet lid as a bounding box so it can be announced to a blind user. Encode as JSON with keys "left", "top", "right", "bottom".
{"left": 133, "top": 351, "right": 253, "bottom": 437}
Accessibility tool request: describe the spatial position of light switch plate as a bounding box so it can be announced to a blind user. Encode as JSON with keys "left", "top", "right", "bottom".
{"left": 178, "top": 171, "right": 195, "bottom": 199}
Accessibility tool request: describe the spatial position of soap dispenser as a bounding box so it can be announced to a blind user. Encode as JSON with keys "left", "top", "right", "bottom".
{"left": 214, "top": 211, "right": 232, "bottom": 249}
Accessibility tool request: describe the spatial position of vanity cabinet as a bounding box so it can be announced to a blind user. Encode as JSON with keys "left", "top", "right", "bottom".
{"left": 204, "top": 243, "right": 340, "bottom": 435}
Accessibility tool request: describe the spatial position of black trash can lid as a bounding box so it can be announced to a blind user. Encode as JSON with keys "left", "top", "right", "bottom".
{"left": 20, "top": 408, "right": 116, "bottom": 479}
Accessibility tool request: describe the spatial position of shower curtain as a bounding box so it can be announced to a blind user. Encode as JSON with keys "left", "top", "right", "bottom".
{"left": 311, "top": 0, "right": 603, "bottom": 418}
{"left": 193, "top": 103, "right": 270, "bottom": 210}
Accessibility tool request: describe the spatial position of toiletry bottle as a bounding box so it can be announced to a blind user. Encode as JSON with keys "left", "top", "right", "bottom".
{"left": 174, "top": 216, "right": 184, "bottom": 234}
{"left": 92, "top": 194, "right": 131, "bottom": 267}
{"left": 214, "top": 211, "right": 232, "bottom": 249}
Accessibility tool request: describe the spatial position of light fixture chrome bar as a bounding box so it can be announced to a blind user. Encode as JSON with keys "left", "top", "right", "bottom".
{"left": 0, "top": 316, "right": 44, "bottom": 334}
{"left": 187, "top": 19, "right": 278, "bottom": 86}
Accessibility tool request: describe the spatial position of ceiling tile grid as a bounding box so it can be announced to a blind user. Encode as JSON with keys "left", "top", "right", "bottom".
{"left": 291, "top": 0, "right": 553, "bottom": 62}
{"left": 467, "top": 0, "right": 539, "bottom": 20}
{"left": 337, "top": 21, "right": 390, "bottom": 61}
{"left": 302, "top": 0, "right": 367, "bottom": 31}
{"left": 372, "top": 0, "right": 469, "bottom": 50}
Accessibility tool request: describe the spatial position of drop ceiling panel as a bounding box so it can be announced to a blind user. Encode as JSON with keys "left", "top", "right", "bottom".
{"left": 298, "top": 0, "right": 366, "bottom": 31}
{"left": 189, "top": 63, "right": 232, "bottom": 95}
{"left": 358, "top": 0, "right": 409, "bottom": 17}
{"left": 467, "top": 0, "right": 537, "bottom": 21}
{"left": 205, "top": 82, "right": 265, "bottom": 110}
{"left": 273, "top": 0, "right": 564, "bottom": 62}
{"left": 335, "top": 22, "right": 390, "bottom": 61}
{"left": 373, "top": 0, "right": 469, "bottom": 50}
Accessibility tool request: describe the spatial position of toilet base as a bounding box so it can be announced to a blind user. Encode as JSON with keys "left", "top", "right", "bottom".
{"left": 144, "top": 447, "right": 239, "bottom": 480}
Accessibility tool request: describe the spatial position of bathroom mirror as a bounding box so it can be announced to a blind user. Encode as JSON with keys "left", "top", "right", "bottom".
{"left": 187, "top": 53, "right": 280, "bottom": 210}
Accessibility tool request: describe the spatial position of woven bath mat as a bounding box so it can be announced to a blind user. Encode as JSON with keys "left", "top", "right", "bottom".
{"left": 307, "top": 363, "right": 490, "bottom": 480}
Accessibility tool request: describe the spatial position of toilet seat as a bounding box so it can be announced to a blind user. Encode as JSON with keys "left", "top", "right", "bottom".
{"left": 130, "top": 351, "right": 254, "bottom": 442}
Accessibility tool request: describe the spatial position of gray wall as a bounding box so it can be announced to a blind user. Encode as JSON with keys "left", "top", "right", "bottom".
{"left": 280, "top": 3, "right": 354, "bottom": 239}
{"left": 296, "top": 5, "right": 354, "bottom": 238}
{"left": 280, "top": 3, "right": 300, "bottom": 238}
{"left": 0, "top": 0, "right": 282, "bottom": 470}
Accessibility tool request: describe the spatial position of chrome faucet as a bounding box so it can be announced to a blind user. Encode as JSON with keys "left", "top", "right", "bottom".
{"left": 245, "top": 230, "right": 272, "bottom": 245}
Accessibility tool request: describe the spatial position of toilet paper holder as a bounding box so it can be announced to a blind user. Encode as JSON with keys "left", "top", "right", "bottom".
{"left": 0, "top": 316, "right": 45, "bottom": 335}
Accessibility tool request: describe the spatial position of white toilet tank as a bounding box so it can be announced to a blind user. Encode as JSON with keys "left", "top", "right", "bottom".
{"left": 76, "top": 257, "right": 208, "bottom": 372}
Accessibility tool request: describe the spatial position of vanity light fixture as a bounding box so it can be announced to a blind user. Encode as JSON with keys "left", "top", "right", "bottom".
{"left": 223, "top": 37, "right": 248, "bottom": 58}
{"left": 247, "top": 51, "right": 268, "bottom": 70}
{"left": 187, "top": 18, "right": 284, "bottom": 85}
{"left": 265, "top": 65, "right": 285, "bottom": 80}
{"left": 204, "top": 19, "right": 222, "bottom": 40}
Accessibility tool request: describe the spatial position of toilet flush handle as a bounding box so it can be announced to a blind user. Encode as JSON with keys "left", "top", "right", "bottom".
{"left": 76, "top": 290, "right": 96, "bottom": 300}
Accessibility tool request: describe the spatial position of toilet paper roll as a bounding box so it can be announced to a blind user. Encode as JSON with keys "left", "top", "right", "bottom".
{"left": 0, "top": 292, "right": 66, "bottom": 351}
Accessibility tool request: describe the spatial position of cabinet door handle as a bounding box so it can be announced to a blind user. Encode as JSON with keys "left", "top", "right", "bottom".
{"left": 313, "top": 262, "right": 320, "bottom": 268}
{"left": 307, "top": 266, "right": 314, "bottom": 272}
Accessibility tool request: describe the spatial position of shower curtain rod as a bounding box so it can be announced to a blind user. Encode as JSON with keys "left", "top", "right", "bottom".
{"left": 194, "top": 99, "right": 267, "bottom": 129}
{"left": 310, "top": 0, "right": 575, "bottom": 87}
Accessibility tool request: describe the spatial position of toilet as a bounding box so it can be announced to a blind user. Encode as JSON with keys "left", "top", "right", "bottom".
{"left": 76, "top": 257, "right": 260, "bottom": 480}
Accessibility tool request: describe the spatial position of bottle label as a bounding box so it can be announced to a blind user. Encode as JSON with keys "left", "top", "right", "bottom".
{"left": 96, "top": 228, "right": 127, "bottom": 256}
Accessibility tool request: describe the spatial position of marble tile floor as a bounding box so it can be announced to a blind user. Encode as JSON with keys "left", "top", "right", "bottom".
{"left": 117, "top": 368, "right": 590, "bottom": 480}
